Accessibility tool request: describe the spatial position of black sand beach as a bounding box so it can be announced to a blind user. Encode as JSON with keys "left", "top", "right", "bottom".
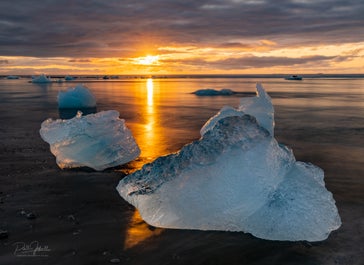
{"left": 0, "top": 79, "right": 363, "bottom": 265}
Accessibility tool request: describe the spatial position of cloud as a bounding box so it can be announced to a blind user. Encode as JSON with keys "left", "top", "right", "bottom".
{"left": 68, "top": 59, "right": 91, "bottom": 63}
{"left": 0, "top": 59, "right": 9, "bottom": 64}
{"left": 217, "top": 42, "right": 255, "bottom": 49}
{"left": 162, "top": 54, "right": 339, "bottom": 70}
{"left": 0, "top": 0, "right": 363, "bottom": 58}
{"left": 343, "top": 48, "right": 364, "bottom": 57}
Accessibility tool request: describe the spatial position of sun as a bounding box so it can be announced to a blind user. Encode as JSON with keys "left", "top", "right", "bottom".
{"left": 134, "top": 55, "right": 160, "bottom": 65}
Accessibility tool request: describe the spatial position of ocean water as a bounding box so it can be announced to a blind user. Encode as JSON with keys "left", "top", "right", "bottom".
{"left": 0, "top": 76, "right": 363, "bottom": 168}
{"left": 0, "top": 76, "right": 363, "bottom": 263}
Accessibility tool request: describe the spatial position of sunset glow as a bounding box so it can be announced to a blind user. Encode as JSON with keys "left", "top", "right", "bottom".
{"left": 134, "top": 55, "right": 160, "bottom": 66}
{"left": 0, "top": 1, "right": 363, "bottom": 75}
{"left": 1, "top": 0, "right": 363, "bottom": 262}
{"left": 147, "top": 78, "right": 154, "bottom": 106}
{"left": 1, "top": 41, "right": 363, "bottom": 75}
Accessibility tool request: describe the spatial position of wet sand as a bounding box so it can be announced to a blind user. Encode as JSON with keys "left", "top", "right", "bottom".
{"left": 0, "top": 90, "right": 363, "bottom": 265}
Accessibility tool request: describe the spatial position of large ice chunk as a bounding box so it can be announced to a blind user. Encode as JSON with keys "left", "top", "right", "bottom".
{"left": 200, "top": 83, "right": 274, "bottom": 136}
{"left": 238, "top": 83, "right": 274, "bottom": 136}
{"left": 200, "top": 105, "right": 244, "bottom": 136}
{"left": 58, "top": 85, "right": 97, "bottom": 109}
{"left": 40, "top": 110, "right": 140, "bottom": 171}
{"left": 116, "top": 85, "right": 341, "bottom": 242}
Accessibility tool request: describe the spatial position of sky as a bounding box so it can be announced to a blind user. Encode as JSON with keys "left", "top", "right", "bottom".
{"left": 0, "top": 0, "right": 363, "bottom": 75}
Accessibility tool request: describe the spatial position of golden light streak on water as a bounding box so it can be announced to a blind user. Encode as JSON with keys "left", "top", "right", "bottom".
{"left": 147, "top": 78, "right": 154, "bottom": 107}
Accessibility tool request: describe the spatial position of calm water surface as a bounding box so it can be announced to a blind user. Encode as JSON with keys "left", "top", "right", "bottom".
{"left": 1, "top": 77, "right": 363, "bottom": 258}
{"left": 1, "top": 77, "right": 363, "bottom": 168}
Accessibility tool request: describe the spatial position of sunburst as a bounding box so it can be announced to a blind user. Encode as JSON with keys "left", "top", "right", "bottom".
{"left": 134, "top": 55, "right": 159, "bottom": 65}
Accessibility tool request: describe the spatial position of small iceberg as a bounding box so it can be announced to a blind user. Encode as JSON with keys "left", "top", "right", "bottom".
{"left": 117, "top": 83, "right": 341, "bottom": 242}
{"left": 6, "top": 75, "right": 20, "bottom": 79}
{"left": 65, "top": 75, "right": 75, "bottom": 81}
{"left": 58, "top": 85, "right": 97, "bottom": 109}
{"left": 31, "top": 74, "right": 52, "bottom": 83}
{"left": 192, "top": 88, "right": 235, "bottom": 96}
{"left": 284, "top": 75, "right": 303, "bottom": 80}
{"left": 40, "top": 110, "right": 140, "bottom": 171}
{"left": 58, "top": 85, "right": 97, "bottom": 119}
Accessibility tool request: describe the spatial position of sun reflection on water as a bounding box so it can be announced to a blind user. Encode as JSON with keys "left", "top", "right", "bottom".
{"left": 147, "top": 78, "right": 153, "bottom": 107}
{"left": 145, "top": 78, "right": 155, "bottom": 134}
{"left": 144, "top": 78, "right": 156, "bottom": 158}
{"left": 126, "top": 78, "right": 170, "bottom": 169}
{"left": 123, "top": 80, "right": 166, "bottom": 248}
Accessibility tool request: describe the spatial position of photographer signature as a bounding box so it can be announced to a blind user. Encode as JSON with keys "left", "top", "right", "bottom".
{"left": 13, "top": 241, "right": 51, "bottom": 257}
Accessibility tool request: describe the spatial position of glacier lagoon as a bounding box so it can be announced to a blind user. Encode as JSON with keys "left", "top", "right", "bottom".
{"left": 117, "top": 84, "right": 341, "bottom": 242}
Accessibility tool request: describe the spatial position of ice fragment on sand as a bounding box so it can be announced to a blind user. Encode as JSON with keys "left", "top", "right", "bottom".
{"left": 40, "top": 110, "right": 140, "bottom": 171}
{"left": 116, "top": 84, "right": 341, "bottom": 242}
{"left": 238, "top": 83, "right": 274, "bottom": 136}
{"left": 200, "top": 105, "right": 244, "bottom": 136}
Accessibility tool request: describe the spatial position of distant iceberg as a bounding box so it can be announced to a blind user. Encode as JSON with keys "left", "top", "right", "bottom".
{"left": 6, "top": 75, "right": 20, "bottom": 79}
{"left": 65, "top": 75, "right": 75, "bottom": 81}
{"left": 117, "top": 83, "right": 341, "bottom": 242}
{"left": 193, "top": 88, "right": 235, "bottom": 96}
{"left": 40, "top": 110, "right": 140, "bottom": 171}
{"left": 31, "top": 74, "right": 52, "bottom": 83}
{"left": 58, "top": 84, "right": 97, "bottom": 109}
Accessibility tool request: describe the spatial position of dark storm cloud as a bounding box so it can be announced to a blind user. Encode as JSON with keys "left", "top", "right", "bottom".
{"left": 0, "top": 0, "right": 363, "bottom": 57}
{"left": 162, "top": 54, "right": 339, "bottom": 69}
